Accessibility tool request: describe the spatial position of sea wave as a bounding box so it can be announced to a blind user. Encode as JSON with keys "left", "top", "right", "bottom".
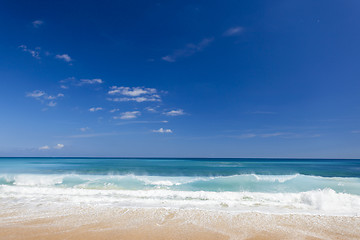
{"left": 1, "top": 185, "right": 360, "bottom": 216}
{"left": 1, "top": 173, "right": 360, "bottom": 194}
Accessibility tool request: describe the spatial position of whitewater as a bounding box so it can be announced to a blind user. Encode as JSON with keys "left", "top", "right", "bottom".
{"left": 0, "top": 158, "right": 360, "bottom": 216}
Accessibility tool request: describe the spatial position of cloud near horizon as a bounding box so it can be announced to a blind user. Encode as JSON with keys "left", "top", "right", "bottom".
{"left": 39, "top": 143, "right": 64, "bottom": 150}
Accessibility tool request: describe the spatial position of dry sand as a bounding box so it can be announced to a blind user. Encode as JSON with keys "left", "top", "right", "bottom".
{"left": 1, "top": 206, "right": 360, "bottom": 240}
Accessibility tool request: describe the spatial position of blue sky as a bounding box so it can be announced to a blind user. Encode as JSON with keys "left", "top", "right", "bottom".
{"left": 0, "top": 0, "right": 359, "bottom": 158}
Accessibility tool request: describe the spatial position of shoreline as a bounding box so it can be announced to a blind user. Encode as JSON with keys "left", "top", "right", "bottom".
{"left": 1, "top": 206, "right": 360, "bottom": 240}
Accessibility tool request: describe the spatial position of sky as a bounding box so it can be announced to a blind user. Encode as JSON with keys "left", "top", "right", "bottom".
{"left": 0, "top": 0, "right": 359, "bottom": 158}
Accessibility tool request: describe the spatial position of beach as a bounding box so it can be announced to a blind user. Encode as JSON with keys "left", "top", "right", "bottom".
{"left": 1, "top": 206, "right": 360, "bottom": 240}
{"left": 1, "top": 158, "right": 360, "bottom": 239}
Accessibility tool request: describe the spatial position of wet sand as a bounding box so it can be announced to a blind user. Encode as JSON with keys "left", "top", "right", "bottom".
{"left": 1, "top": 207, "right": 360, "bottom": 240}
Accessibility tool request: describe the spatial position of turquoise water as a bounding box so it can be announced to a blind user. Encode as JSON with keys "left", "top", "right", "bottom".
{"left": 1, "top": 158, "right": 360, "bottom": 215}
{"left": 1, "top": 157, "right": 359, "bottom": 176}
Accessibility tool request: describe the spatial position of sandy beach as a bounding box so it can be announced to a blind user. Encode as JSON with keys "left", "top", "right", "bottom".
{"left": 1, "top": 206, "right": 359, "bottom": 240}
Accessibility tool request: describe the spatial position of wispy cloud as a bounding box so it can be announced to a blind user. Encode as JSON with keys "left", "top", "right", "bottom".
{"left": 233, "top": 132, "right": 320, "bottom": 139}
{"left": 109, "top": 97, "right": 161, "bottom": 103}
{"left": 67, "top": 132, "right": 118, "bottom": 138}
{"left": 79, "top": 79, "right": 103, "bottom": 85}
{"left": 260, "top": 132, "right": 287, "bottom": 138}
{"left": 59, "top": 77, "right": 103, "bottom": 88}
{"left": 251, "top": 111, "right": 276, "bottom": 115}
{"left": 47, "top": 101, "right": 57, "bottom": 107}
{"left": 110, "top": 108, "right": 121, "bottom": 113}
{"left": 80, "top": 127, "right": 90, "bottom": 132}
{"left": 163, "top": 109, "right": 185, "bottom": 116}
{"left": 19, "top": 45, "right": 40, "bottom": 59}
{"left": 39, "top": 145, "right": 50, "bottom": 150}
{"left": 26, "top": 90, "right": 64, "bottom": 107}
{"left": 55, "top": 54, "right": 72, "bottom": 62}
{"left": 114, "top": 111, "right": 141, "bottom": 120}
{"left": 32, "top": 20, "right": 44, "bottom": 28}
{"left": 145, "top": 106, "right": 159, "bottom": 113}
{"left": 239, "top": 132, "right": 287, "bottom": 138}
{"left": 27, "top": 90, "right": 45, "bottom": 98}
{"left": 89, "top": 107, "right": 103, "bottom": 112}
{"left": 352, "top": 130, "right": 360, "bottom": 134}
{"left": 235, "top": 133, "right": 257, "bottom": 139}
{"left": 152, "top": 128, "right": 172, "bottom": 133}
{"left": 44, "top": 93, "right": 64, "bottom": 100}
{"left": 162, "top": 37, "right": 214, "bottom": 62}
{"left": 107, "top": 86, "right": 161, "bottom": 102}
{"left": 115, "top": 120, "right": 168, "bottom": 125}
{"left": 223, "top": 26, "right": 244, "bottom": 36}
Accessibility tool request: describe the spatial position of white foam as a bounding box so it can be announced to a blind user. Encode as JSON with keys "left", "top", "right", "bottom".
{"left": 1, "top": 185, "right": 359, "bottom": 216}
{"left": 251, "top": 174, "right": 299, "bottom": 183}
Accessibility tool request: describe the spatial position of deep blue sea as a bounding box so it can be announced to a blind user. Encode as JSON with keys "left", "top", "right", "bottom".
{"left": 1, "top": 158, "right": 360, "bottom": 215}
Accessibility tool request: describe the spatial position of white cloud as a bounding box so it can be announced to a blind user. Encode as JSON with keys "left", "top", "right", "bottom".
{"left": 89, "top": 107, "right": 103, "bottom": 112}
{"left": 55, "top": 54, "right": 72, "bottom": 62}
{"left": 164, "top": 109, "right": 185, "bottom": 116}
{"left": 39, "top": 145, "right": 50, "bottom": 150}
{"left": 39, "top": 143, "right": 64, "bottom": 150}
{"left": 44, "top": 93, "right": 64, "bottom": 100}
{"left": 223, "top": 26, "right": 244, "bottom": 36}
{"left": 19, "top": 45, "right": 40, "bottom": 59}
{"left": 26, "top": 90, "right": 64, "bottom": 107}
{"left": 152, "top": 128, "right": 172, "bottom": 133}
{"left": 145, "top": 106, "right": 158, "bottom": 113}
{"left": 54, "top": 143, "right": 64, "bottom": 149}
{"left": 114, "top": 111, "right": 141, "bottom": 120}
{"left": 352, "top": 130, "right": 360, "bottom": 134}
{"left": 79, "top": 79, "right": 103, "bottom": 85}
{"left": 108, "top": 86, "right": 157, "bottom": 96}
{"left": 32, "top": 20, "right": 44, "bottom": 28}
{"left": 47, "top": 101, "right": 57, "bottom": 107}
{"left": 27, "top": 90, "right": 45, "bottom": 98}
{"left": 60, "top": 85, "right": 68, "bottom": 89}
{"left": 162, "top": 37, "right": 214, "bottom": 62}
{"left": 107, "top": 86, "right": 161, "bottom": 102}
{"left": 110, "top": 108, "right": 121, "bottom": 113}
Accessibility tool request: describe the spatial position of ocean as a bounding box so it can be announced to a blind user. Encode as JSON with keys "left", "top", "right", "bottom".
{"left": 1, "top": 157, "right": 360, "bottom": 216}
